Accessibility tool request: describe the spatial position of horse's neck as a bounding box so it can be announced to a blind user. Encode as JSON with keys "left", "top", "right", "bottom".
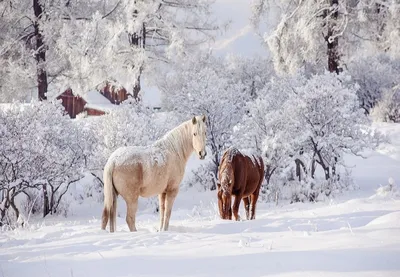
{"left": 156, "top": 120, "right": 193, "bottom": 164}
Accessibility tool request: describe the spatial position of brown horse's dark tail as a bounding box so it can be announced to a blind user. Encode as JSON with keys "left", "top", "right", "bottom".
{"left": 102, "top": 160, "right": 117, "bottom": 232}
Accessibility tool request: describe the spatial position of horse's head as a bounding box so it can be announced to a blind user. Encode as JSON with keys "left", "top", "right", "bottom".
{"left": 191, "top": 115, "right": 207, "bottom": 160}
{"left": 217, "top": 168, "right": 234, "bottom": 220}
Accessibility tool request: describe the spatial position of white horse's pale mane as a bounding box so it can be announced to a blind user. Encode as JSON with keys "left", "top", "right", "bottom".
{"left": 154, "top": 120, "right": 192, "bottom": 162}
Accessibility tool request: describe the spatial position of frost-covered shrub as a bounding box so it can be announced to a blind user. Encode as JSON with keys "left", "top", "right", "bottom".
{"left": 262, "top": 167, "right": 358, "bottom": 204}
{"left": 371, "top": 178, "right": 399, "bottom": 199}
{"left": 371, "top": 86, "right": 400, "bottom": 123}
{"left": 86, "top": 102, "right": 178, "bottom": 172}
{"left": 184, "top": 162, "right": 217, "bottom": 191}
{"left": 237, "top": 72, "right": 381, "bottom": 203}
{"left": 0, "top": 101, "right": 91, "bottom": 226}
{"left": 349, "top": 55, "right": 400, "bottom": 113}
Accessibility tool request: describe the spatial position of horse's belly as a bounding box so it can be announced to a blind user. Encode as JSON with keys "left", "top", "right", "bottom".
{"left": 139, "top": 184, "right": 166, "bottom": 197}
{"left": 242, "top": 177, "right": 261, "bottom": 196}
{"left": 139, "top": 173, "right": 168, "bottom": 197}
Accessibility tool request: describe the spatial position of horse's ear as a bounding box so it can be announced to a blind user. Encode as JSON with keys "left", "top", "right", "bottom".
{"left": 192, "top": 116, "right": 197, "bottom": 124}
{"left": 202, "top": 114, "right": 206, "bottom": 123}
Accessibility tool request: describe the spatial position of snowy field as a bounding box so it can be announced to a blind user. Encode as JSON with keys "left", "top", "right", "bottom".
{"left": 1, "top": 123, "right": 400, "bottom": 277}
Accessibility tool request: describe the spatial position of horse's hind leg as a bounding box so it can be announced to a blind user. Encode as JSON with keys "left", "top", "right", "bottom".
{"left": 158, "top": 193, "right": 166, "bottom": 231}
{"left": 126, "top": 197, "right": 139, "bottom": 232}
{"left": 243, "top": 197, "right": 250, "bottom": 220}
{"left": 111, "top": 193, "right": 118, "bottom": 232}
{"left": 101, "top": 207, "right": 109, "bottom": 230}
{"left": 250, "top": 190, "right": 260, "bottom": 220}
{"left": 162, "top": 189, "right": 178, "bottom": 231}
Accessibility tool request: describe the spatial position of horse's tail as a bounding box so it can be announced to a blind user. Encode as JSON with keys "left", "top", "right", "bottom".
{"left": 101, "top": 160, "right": 117, "bottom": 232}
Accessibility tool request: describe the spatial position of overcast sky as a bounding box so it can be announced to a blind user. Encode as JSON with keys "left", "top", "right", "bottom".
{"left": 211, "top": 0, "right": 269, "bottom": 57}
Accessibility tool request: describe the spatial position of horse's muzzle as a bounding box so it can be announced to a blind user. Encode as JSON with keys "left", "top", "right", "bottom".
{"left": 199, "top": 150, "right": 207, "bottom": 160}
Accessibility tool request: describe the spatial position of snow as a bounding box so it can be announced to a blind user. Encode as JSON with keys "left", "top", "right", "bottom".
{"left": 110, "top": 145, "right": 167, "bottom": 168}
{"left": 1, "top": 115, "right": 400, "bottom": 277}
{"left": 81, "top": 90, "right": 116, "bottom": 112}
{"left": 1, "top": 189, "right": 399, "bottom": 277}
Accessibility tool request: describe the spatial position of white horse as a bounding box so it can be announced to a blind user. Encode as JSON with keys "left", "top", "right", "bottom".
{"left": 101, "top": 115, "right": 207, "bottom": 232}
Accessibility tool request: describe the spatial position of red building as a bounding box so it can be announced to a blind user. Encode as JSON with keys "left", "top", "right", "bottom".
{"left": 57, "top": 83, "right": 129, "bottom": 118}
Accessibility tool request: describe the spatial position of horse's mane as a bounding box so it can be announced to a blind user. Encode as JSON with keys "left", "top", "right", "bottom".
{"left": 225, "top": 146, "right": 241, "bottom": 162}
{"left": 220, "top": 147, "right": 262, "bottom": 177}
{"left": 224, "top": 146, "right": 262, "bottom": 167}
{"left": 219, "top": 147, "right": 240, "bottom": 191}
{"left": 153, "top": 120, "right": 192, "bottom": 161}
{"left": 220, "top": 147, "right": 239, "bottom": 170}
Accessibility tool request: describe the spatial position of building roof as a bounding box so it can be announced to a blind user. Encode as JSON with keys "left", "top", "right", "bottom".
{"left": 81, "top": 90, "right": 117, "bottom": 112}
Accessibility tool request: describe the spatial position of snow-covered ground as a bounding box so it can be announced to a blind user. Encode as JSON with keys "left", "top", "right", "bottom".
{"left": 1, "top": 123, "right": 400, "bottom": 277}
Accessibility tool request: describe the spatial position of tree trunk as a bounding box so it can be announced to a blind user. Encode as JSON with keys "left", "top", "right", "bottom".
{"left": 295, "top": 158, "right": 307, "bottom": 182}
{"left": 9, "top": 196, "right": 20, "bottom": 222}
{"left": 129, "top": 15, "right": 146, "bottom": 101}
{"left": 133, "top": 74, "right": 141, "bottom": 101}
{"left": 50, "top": 187, "right": 55, "bottom": 214}
{"left": 210, "top": 151, "right": 219, "bottom": 191}
{"left": 295, "top": 159, "right": 302, "bottom": 181}
{"left": 326, "top": 0, "right": 340, "bottom": 74}
{"left": 311, "top": 138, "right": 330, "bottom": 181}
{"left": 311, "top": 158, "right": 316, "bottom": 179}
{"left": 0, "top": 190, "right": 10, "bottom": 226}
{"left": 33, "top": 0, "right": 48, "bottom": 101}
{"left": 43, "top": 184, "right": 49, "bottom": 217}
{"left": 264, "top": 165, "right": 275, "bottom": 185}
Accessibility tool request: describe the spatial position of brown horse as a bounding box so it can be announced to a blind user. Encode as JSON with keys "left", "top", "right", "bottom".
{"left": 217, "top": 147, "right": 264, "bottom": 221}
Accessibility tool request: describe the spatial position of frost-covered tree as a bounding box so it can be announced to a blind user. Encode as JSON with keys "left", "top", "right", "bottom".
{"left": 1, "top": 1, "right": 66, "bottom": 101}
{"left": 347, "top": 54, "right": 400, "bottom": 113}
{"left": 0, "top": 0, "right": 218, "bottom": 102}
{"left": 0, "top": 101, "right": 91, "bottom": 225}
{"left": 237, "top": 72, "right": 381, "bottom": 201}
{"left": 0, "top": 0, "right": 121, "bottom": 101}
{"left": 57, "top": 0, "right": 219, "bottom": 99}
{"left": 251, "top": 0, "right": 400, "bottom": 74}
{"left": 371, "top": 85, "right": 400, "bottom": 123}
{"left": 223, "top": 54, "right": 275, "bottom": 98}
{"left": 160, "top": 53, "right": 248, "bottom": 187}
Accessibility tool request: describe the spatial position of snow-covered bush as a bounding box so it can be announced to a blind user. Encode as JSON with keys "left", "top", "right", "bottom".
{"left": 86, "top": 102, "right": 179, "bottom": 173}
{"left": 348, "top": 55, "right": 400, "bottom": 113}
{"left": 0, "top": 101, "right": 91, "bottom": 226}
{"left": 371, "top": 86, "right": 400, "bottom": 123}
{"left": 185, "top": 162, "right": 217, "bottom": 192}
{"left": 237, "top": 72, "right": 381, "bottom": 202}
{"left": 371, "top": 178, "right": 399, "bottom": 199}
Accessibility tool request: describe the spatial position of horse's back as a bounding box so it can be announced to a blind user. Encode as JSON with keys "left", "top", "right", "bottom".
{"left": 108, "top": 145, "right": 170, "bottom": 198}
{"left": 222, "top": 148, "right": 264, "bottom": 196}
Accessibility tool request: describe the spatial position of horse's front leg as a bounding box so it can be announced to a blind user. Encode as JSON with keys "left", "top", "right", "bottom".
{"left": 217, "top": 190, "right": 224, "bottom": 219}
{"left": 162, "top": 188, "right": 179, "bottom": 231}
{"left": 243, "top": 197, "right": 250, "bottom": 220}
{"left": 158, "top": 192, "right": 166, "bottom": 231}
{"left": 232, "top": 194, "right": 242, "bottom": 221}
